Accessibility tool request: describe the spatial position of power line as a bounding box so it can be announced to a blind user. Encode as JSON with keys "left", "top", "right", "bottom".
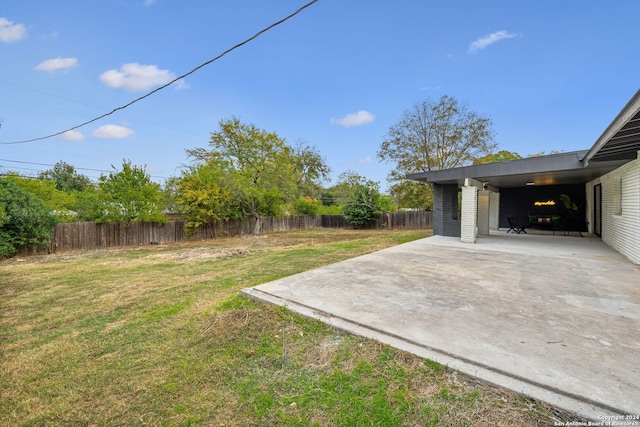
{"left": 0, "top": 166, "right": 44, "bottom": 174}
{"left": 0, "top": 158, "right": 169, "bottom": 180}
{"left": 0, "top": 79, "right": 105, "bottom": 111}
{"left": 0, "top": 0, "right": 319, "bottom": 145}
{"left": 0, "top": 173, "right": 47, "bottom": 180}
{"left": 0, "top": 79, "right": 207, "bottom": 140}
{"left": 0, "top": 158, "right": 113, "bottom": 173}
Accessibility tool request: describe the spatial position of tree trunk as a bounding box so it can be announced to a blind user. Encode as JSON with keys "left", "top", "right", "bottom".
{"left": 384, "top": 211, "right": 392, "bottom": 229}
{"left": 251, "top": 214, "right": 263, "bottom": 236}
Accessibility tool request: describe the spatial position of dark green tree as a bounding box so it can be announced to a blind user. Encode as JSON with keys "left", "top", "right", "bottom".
{"left": 96, "top": 160, "right": 167, "bottom": 224}
{"left": 336, "top": 171, "right": 394, "bottom": 227}
{"left": 38, "top": 161, "right": 91, "bottom": 193}
{"left": 73, "top": 185, "right": 101, "bottom": 222}
{"left": 0, "top": 179, "right": 58, "bottom": 258}
{"left": 6, "top": 174, "right": 78, "bottom": 222}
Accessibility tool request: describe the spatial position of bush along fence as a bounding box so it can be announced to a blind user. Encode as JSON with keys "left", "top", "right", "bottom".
{"left": 19, "top": 211, "right": 432, "bottom": 254}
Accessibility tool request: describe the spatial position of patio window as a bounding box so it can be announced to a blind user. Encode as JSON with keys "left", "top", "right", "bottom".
{"left": 614, "top": 178, "right": 623, "bottom": 215}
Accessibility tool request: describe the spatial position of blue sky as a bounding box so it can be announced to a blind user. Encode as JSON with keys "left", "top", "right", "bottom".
{"left": 1, "top": 0, "right": 639, "bottom": 190}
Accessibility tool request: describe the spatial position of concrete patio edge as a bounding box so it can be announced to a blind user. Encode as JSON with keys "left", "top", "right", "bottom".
{"left": 241, "top": 286, "right": 621, "bottom": 422}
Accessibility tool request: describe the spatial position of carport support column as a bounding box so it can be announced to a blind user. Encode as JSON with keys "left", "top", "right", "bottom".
{"left": 489, "top": 191, "right": 500, "bottom": 230}
{"left": 461, "top": 184, "right": 479, "bottom": 243}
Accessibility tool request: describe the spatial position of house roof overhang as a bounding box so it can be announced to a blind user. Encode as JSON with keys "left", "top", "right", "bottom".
{"left": 407, "top": 89, "right": 640, "bottom": 189}
{"left": 406, "top": 151, "right": 628, "bottom": 188}
{"left": 583, "top": 89, "right": 640, "bottom": 164}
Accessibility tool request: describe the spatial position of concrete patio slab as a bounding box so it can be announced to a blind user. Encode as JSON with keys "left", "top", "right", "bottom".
{"left": 242, "top": 232, "right": 640, "bottom": 421}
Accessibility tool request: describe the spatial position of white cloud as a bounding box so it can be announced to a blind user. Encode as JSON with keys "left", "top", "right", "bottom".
{"left": 93, "top": 125, "right": 134, "bottom": 139}
{"left": 99, "top": 63, "right": 175, "bottom": 91}
{"left": 173, "top": 78, "right": 190, "bottom": 90}
{"left": 468, "top": 30, "right": 517, "bottom": 54}
{"left": 330, "top": 110, "right": 375, "bottom": 128}
{"left": 61, "top": 130, "right": 85, "bottom": 141}
{"left": 35, "top": 57, "right": 78, "bottom": 73}
{"left": 0, "top": 17, "right": 27, "bottom": 43}
{"left": 43, "top": 31, "right": 59, "bottom": 40}
{"left": 357, "top": 156, "right": 372, "bottom": 164}
{"left": 143, "top": 0, "right": 157, "bottom": 6}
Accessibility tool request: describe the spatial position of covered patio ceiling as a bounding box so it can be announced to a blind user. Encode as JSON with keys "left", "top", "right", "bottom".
{"left": 407, "top": 152, "right": 630, "bottom": 189}
{"left": 407, "top": 89, "right": 640, "bottom": 189}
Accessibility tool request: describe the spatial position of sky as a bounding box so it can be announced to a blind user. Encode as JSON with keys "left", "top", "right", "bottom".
{"left": 1, "top": 0, "right": 639, "bottom": 190}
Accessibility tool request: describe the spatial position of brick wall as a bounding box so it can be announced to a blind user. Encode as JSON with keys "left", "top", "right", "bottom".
{"left": 433, "top": 184, "right": 461, "bottom": 237}
{"left": 461, "top": 186, "right": 478, "bottom": 243}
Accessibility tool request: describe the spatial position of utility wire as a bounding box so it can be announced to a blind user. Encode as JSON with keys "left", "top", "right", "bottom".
{"left": 0, "top": 173, "right": 47, "bottom": 180}
{"left": 1, "top": 158, "right": 115, "bottom": 173}
{"left": 0, "top": 79, "right": 207, "bottom": 139}
{"left": 0, "top": 158, "right": 169, "bottom": 179}
{"left": 0, "top": 0, "right": 319, "bottom": 145}
{"left": 0, "top": 79, "right": 105, "bottom": 111}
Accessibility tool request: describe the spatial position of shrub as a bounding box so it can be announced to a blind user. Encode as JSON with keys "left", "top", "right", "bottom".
{"left": 343, "top": 203, "right": 379, "bottom": 226}
{"left": 343, "top": 185, "right": 382, "bottom": 226}
{"left": 318, "top": 205, "right": 342, "bottom": 215}
{"left": 0, "top": 179, "right": 58, "bottom": 258}
{"left": 292, "top": 197, "right": 321, "bottom": 215}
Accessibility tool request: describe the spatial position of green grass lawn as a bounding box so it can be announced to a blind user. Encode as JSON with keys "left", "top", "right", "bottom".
{"left": 0, "top": 229, "right": 581, "bottom": 426}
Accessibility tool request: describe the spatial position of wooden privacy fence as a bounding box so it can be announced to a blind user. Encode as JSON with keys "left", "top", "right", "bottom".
{"left": 23, "top": 211, "right": 432, "bottom": 254}
{"left": 319, "top": 211, "right": 433, "bottom": 230}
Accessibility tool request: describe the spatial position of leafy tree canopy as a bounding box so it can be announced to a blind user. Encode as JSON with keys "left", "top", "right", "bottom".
{"left": 0, "top": 179, "right": 58, "bottom": 258}
{"left": 38, "top": 161, "right": 91, "bottom": 193}
{"left": 389, "top": 180, "right": 433, "bottom": 210}
{"left": 290, "top": 140, "right": 331, "bottom": 199}
{"left": 209, "top": 118, "right": 296, "bottom": 233}
{"left": 184, "top": 117, "right": 329, "bottom": 235}
{"left": 378, "top": 95, "right": 496, "bottom": 210}
{"left": 4, "top": 174, "right": 78, "bottom": 222}
{"left": 175, "top": 159, "right": 239, "bottom": 235}
{"left": 161, "top": 176, "right": 181, "bottom": 215}
{"left": 73, "top": 186, "right": 101, "bottom": 222}
{"left": 379, "top": 95, "right": 496, "bottom": 174}
{"left": 472, "top": 150, "right": 522, "bottom": 165}
{"left": 292, "top": 197, "right": 322, "bottom": 215}
{"left": 96, "top": 160, "right": 166, "bottom": 224}
{"left": 527, "top": 150, "right": 561, "bottom": 158}
{"left": 334, "top": 171, "right": 394, "bottom": 227}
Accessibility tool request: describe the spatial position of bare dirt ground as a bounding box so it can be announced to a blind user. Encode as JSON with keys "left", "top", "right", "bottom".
{"left": 4, "top": 229, "right": 415, "bottom": 266}
{"left": 4, "top": 241, "right": 260, "bottom": 266}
